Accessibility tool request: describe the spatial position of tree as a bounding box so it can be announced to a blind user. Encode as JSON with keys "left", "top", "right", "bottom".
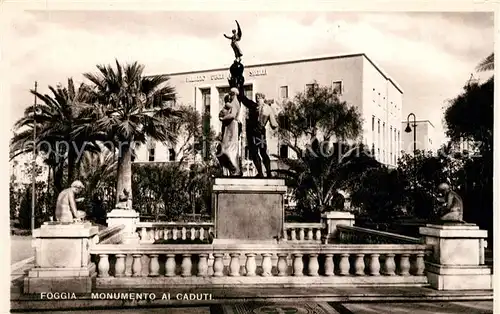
{"left": 274, "top": 84, "right": 377, "bottom": 220}
{"left": 82, "top": 60, "right": 178, "bottom": 206}
{"left": 476, "top": 52, "right": 494, "bottom": 72}
{"left": 444, "top": 72, "right": 494, "bottom": 242}
{"left": 10, "top": 78, "right": 102, "bottom": 195}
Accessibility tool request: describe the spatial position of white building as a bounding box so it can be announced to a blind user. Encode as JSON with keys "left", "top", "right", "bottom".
{"left": 135, "top": 53, "right": 404, "bottom": 170}
{"left": 401, "top": 120, "right": 436, "bottom": 154}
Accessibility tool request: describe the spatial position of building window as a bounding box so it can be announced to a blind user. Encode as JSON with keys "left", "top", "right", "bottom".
{"left": 377, "top": 119, "right": 380, "bottom": 134}
{"left": 279, "top": 86, "right": 288, "bottom": 99}
{"left": 377, "top": 148, "right": 380, "bottom": 159}
{"left": 279, "top": 115, "right": 290, "bottom": 129}
{"left": 332, "top": 81, "right": 342, "bottom": 95}
{"left": 148, "top": 148, "right": 155, "bottom": 162}
{"left": 168, "top": 148, "right": 176, "bottom": 161}
{"left": 371, "top": 116, "right": 375, "bottom": 132}
{"left": 279, "top": 144, "right": 289, "bottom": 158}
{"left": 378, "top": 92, "right": 381, "bottom": 106}
{"left": 371, "top": 144, "right": 375, "bottom": 156}
{"left": 305, "top": 83, "right": 318, "bottom": 94}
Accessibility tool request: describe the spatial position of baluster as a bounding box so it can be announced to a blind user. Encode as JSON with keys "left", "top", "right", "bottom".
{"left": 261, "top": 253, "right": 272, "bottom": 277}
{"left": 229, "top": 253, "right": 241, "bottom": 276}
{"left": 199, "top": 228, "right": 205, "bottom": 241}
{"left": 149, "top": 254, "right": 160, "bottom": 277}
{"left": 281, "top": 229, "right": 288, "bottom": 242}
{"left": 277, "top": 253, "right": 288, "bottom": 276}
{"left": 191, "top": 227, "right": 196, "bottom": 240}
{"left": 414, "top": 253, "right": 425, "bottom": 276}
{"left": 339, "top": 253, "right": 350, "bottom": 276}
{"left": 172, "top": 228, "right": 178, "bottom": 240}
{"left": 140, "top": 227, "right": 147, "bottom": 242}
{"left": 315, "top": 229, "right": 322, "bottom": 241}
{"left": 369, "top": 254, "right": 380, "bottom": 276}
{"left": 382, "top": 254, "right": 396, "bottom": 276}
{"left": 324, "top": 254, "right": 334, "bottom": 276}
{"left": 181, "top": 227, "right": 187, "bottom": 240}
{"left": 354, "top": 254, "right": 365, "bottom": 276}
{"left": 165, "top": 254, "right": 176, "bottom": 277}
{"left": 308, "top": 254, "right": 319, "bottom": 276}
{"left": 213, "top": 253, "right": 224, "bottom": 277}
{"left": 399, "top": 254, "right": 411, "bottom": 276}
{"left": 245, "top": 253, "right": 257, "bottom": 276}
{"left": 299, "top": 228, "right": 305, "bottom": 241}
{"left": 292, "top": 254, "right": 304, "bottom": 276}
{"left": 115, "top": 254, "right": 126, "bottom": 277}
{"left": 132, "top": 254, "right": 142, "bottom": 277}
{"left": 198, "top": 254, "right": 209, "bottom": 277}
{"left": 181, "top": 254, "right": 192, "bottom": 277}
{"left": 291, "top": 229, "right": 297, "bottom": 241}
{"left": 307, "top": 229, "right": 314, "bottom": 241}
{"left": 154, "top": 229, "right": 160, "bottom": 241}
{"left": 98, "top": 254, "right": 110, "bottom": 277}
{"left": 163, "top": 228, "right": 168, "bottom": 240}
{"left": 125, "top": 255, "right": 132, "bottom": 277}
{"left": 148, "top": 229, "right": 154, "bottom": 242}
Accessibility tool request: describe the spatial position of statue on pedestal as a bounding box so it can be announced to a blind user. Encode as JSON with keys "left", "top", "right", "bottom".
{"left": 238, "top": 91, "right": 279, "bottom": 177}
{"left": 217, "top": 88, "right": 242, "bottom": 177}
{"left": 436, "top": 183, "right": 464, "bottom": 223}
{"left": 55, "top": 181, "right": 86, "bottom": 223}
{"left": 224, "top": 20, "right": 243, "bottom": 62}
{"left": 116, "top": 189, "right": 132, "bottom": 210}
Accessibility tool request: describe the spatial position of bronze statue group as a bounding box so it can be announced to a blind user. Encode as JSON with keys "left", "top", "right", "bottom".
{"left": 218, "top": 20, "right": 278, "bottom": 178}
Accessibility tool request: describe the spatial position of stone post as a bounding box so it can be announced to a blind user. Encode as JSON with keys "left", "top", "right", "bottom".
{"left": 24, "top": 222, "right": 98, "bottom": 294}
{"left": 419, "top": 223, "right": 492, "bottom": 290}
{"left": 106, "top": 208, "right": 140, "bottom": 244}
{"left": 321, "top": 211, "right": 355, "bottom": 241}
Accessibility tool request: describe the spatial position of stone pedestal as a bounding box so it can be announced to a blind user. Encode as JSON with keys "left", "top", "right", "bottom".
{"left": 213, "top": 178, "right": 287, "bottom": 241}
{"left": 419, "top": 223, "right": 492, "bottom": 290}
{"left": 106, "top": 209, "right": 139, "bottom": 244}
{"left": 24, "top": 222, "right": 98, "bottom": 294}
{"left": 321, "top": 211, "right": 355, "bottom": 240}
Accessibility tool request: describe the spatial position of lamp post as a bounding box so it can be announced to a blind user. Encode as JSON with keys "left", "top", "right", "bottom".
{"left": 405, "top": 113, "right": 417, "bottom": 156}
{"left": 31, "top": 81, "right": 38, "bottom": 234}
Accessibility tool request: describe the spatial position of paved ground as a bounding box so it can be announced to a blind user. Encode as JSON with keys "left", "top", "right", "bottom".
{"left": 11, "top": 235, "right": 34, "bottom": 264}
{"left": 11, "top": 301, "right": 493, "bottom": 313}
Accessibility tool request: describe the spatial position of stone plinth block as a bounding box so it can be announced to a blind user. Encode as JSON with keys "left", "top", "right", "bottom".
{"left": 419, "top": 224, "right": 487, "bottom": 266}
{"left": 321, "top": 211, "right": 355, "bottom": 240}
{"left": 24, "top": 222, "right": 98, "bottom": 294}
{"left": 420, "top": 223, "right": 491, "bottom": 291}
{"left": 106, "top": 209, "right": 139, "bottom": 244}
{"left": 213, "top": 178, "right": 287, "bottom": 241}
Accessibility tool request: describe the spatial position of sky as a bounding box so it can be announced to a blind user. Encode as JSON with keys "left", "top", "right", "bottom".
{"left": 3, "top": 8, "right": 495, "bottom": 149}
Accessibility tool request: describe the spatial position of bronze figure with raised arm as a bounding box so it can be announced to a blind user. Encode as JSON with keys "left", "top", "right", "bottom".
{"left": 237, "top": 88, "right": 278, "bottom": 177}
{"left": 224, "top": 20, "right": 243, "bottom": 62}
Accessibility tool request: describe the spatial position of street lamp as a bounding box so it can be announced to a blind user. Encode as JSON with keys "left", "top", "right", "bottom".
{"left": 405, "top": 113, "right": 417, "bottom": 156}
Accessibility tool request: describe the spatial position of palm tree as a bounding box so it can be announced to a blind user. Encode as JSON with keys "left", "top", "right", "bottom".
{"left": 10, "top": 78, "right": 101, "bottom": 194}
{"left": 476, "top": 53, "right": 494, "bottom": 72}
{"left": 82, "top": 60, "right": 178, "bottom": 206}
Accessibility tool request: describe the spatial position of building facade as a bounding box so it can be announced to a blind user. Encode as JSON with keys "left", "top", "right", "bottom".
{"left": 401, "top": 120, "right": 435, "bottom": 154}
{"left": 135, "top": 53, "right": 404, "bottom": 170}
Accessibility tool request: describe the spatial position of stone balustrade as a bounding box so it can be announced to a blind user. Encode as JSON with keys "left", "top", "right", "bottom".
{"left": 282, "top": 223, "right": 324, "bottom": 243}
{"left": 135, "top": 222, "right": 214, "bottom": 243}
{"left": 90, "top": 243, "right": 431, "bottom": 288}
{"left": 338, "top": 225, "right": 424, "bottom": 244}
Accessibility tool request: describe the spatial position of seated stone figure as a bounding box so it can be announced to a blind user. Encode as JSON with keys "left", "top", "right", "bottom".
{"left": 116, "top": 189, "right": 131, "bottom": 209}
{"left": 55, "top": 181, "right": 86, "bottom": 223}
{"left": 436, "top": 183, "right": 464, "bottom": 223}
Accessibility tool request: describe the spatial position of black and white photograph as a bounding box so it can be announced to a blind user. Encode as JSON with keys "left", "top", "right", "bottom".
{"left": 4, "top": 1, "right": 496, "bottom": 313}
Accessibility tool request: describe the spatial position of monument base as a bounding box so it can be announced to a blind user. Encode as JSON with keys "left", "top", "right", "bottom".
{"left": 24, "top": 264, "right": 96, "bottom": 294}
{"left": 419, "top": 223, "right": 491, "bottom": 291}
{"left": 213, "top": 178, "right": 287, "bottom": 241}
{"left": 425, "top": 262, "right": 492, "bottom": 290}
{"left": 106, "top": 209, "right": 140, "bottom": 244}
